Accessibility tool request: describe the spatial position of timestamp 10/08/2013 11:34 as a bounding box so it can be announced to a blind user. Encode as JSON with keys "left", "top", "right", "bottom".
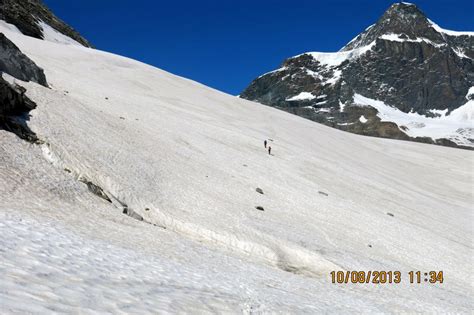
{"left": 330, "top": 270, "right": 444, "bottom": 284}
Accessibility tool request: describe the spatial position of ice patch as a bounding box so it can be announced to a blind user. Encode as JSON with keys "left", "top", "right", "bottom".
{"left": 379, "top": 33, "right": 446, "bottom": 47}
{"left": 305, "top": 68, "right": 324, "bottom": 80}
{"left": 286, "top": 92, "right": 316, "bottom": 101}
{"left": 466, "top": 87, "right": 474, "bottom": 100}
{"left": 452, "top": 47, "right": 471, "bottom": 59}
{"left": 339, "top": 100, "right": 346, "bottom": 113}
{"left": 325, "top": 69, "right": 342, "bottom": 85}
{"left": 317, "top": 108, "right": 331, "bottom": 113}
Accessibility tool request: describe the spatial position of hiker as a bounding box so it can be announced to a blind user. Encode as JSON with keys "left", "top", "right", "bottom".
{"left": 268, "top": 146, "right": 272, "bottom": 155}
{"left": 264, "top": 140, "right": 267, "bottom": 148}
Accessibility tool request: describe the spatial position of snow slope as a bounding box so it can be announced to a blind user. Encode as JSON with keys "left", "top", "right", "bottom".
{"left": 353, "top": 93, "right": 474, "bottom": 147}
{"left": 428, "top": 19, "right": 474, "bottom": 37}
{"left": 38, "top": 20, "right": 82, "bottom": 46}
{"left": 304, "top": 41, "right": 376, "bottom": 67}
{"left": 1, "top": 22, "right": 473, "bottom": 313}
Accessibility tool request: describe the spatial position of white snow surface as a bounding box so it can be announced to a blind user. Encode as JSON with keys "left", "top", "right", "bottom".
{"left": 286, "top": 92, "right": 316, "bottom": 101}
{"left": 467, "top": 86, "right": 474, "bottom": 99}
{"left": 257, "top": 66, "right": 287, "bottom": 79}
{"left": 453, "top": 47, "right": 471, "bottom": 59}
{"left": 0, "top": 20, "right": 22, "bottom": 34}
{"left": 379, "top": 33, "right": 446, "bottom": 48}
{"left": 265, "top": 41, "right": 375, "bottom": 88}
{"left": 0, "top": 21, "right": 473, "bottom": 313}
{"left": 359, "top": 115, "right": 368, "bottom": 123}
{"left": 339, "top": 100, "right": 346, "bottom": 112}
{"left": 38, "top": 20, "right": 82, "bottom": 46}
{"left": 428, "top": 18, "right": 474, "bottom": 37}
{"left": 301, "top": 41, "right": 376, "bottom": 68}
{"left": 353, "top": 93, "right": 474, "bottom": 146}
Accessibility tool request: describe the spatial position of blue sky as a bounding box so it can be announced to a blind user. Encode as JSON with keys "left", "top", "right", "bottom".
{"left": 44, "top": 0, "right": 473, "bottom": 95}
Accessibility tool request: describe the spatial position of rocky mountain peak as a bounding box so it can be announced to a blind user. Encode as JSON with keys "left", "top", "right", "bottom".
{"left": 383, "top": 2, "right": 425, "bottom": 21}
{"left": 240, "top": 2, "right": 474, "bottom": 149}
{"left": 342, "top": 2, "right": 444, "bottom": 51}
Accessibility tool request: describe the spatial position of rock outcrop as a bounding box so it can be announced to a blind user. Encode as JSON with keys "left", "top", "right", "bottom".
{"left": 0, "top": 31, "right": 46, "bottom": 142}
{"left": 0, "top": 76, "right": 38, "bottom": 142}
{"left": 0, "top": 33, "right": 47, "bottom": 86}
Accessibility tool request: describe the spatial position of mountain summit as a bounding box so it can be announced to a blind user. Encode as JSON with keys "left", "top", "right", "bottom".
{"left": 240, "top": 2, "right": 474, "bottom": 148}
{"left": 343, "top": 2, "right": 444, "bottom": 50}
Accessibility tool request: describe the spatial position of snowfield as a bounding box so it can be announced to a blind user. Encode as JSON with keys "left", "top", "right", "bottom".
{"left": 1, "top": 21, "right": 473, "bottom": 313}
{"left": 353, "top": 93, "right": 474, "bottom": 147}
{"left": 304, "top": 41, "right": 376, "bottom": 67}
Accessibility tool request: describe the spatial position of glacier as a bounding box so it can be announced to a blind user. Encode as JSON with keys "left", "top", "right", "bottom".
{"left": 0, "top": 20, "right": 473, "bottom": 313}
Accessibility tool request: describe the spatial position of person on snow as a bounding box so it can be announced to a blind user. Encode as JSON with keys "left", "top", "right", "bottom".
{"left": 264, "top": 140, "right": 267, "bottom": 148}
{"left": 268, "top": 146, "right": 272, "bottom": 155}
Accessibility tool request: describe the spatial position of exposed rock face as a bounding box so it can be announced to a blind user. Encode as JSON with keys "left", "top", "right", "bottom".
{"left": 0, "top": 0, "right": 91, "bottom": 47}
{"left": 1, "top": 0, "right": 93, "bottom": 141}
{"left": 0, "top": 76, "right": 36, "bottom": 116}
{"left": 241, "top": 3, "right": 474, "bottom": 148}
{"left": 0, "top": 33, "right": 47, "bottom": 86}
{"left": 0, "top": 16, "right": 49, "bottom": 142}
{"left": 0, "top": 76, "right": 39, "bottom": 142}
{"left": 0, "top": 31, "right": 46, "bottom": 140}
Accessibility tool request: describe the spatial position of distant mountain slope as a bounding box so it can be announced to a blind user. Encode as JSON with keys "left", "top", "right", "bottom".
{"left": 0, "top": 0, "right": 91, "bottom": 47}
{"left": 241, "top": 2, "right": 474, "bottom": 149}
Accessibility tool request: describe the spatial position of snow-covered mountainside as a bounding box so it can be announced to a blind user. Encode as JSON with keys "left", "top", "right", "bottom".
{"left": 241, "top": 2, "right": 474, "bottom": 149}
{"left": 0, "top": 6, "right": 473, "bottom": 314}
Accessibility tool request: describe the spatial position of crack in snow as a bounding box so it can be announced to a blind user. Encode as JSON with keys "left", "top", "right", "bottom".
{"left": 35, "top": 140, "right": 343, "bottom": 278}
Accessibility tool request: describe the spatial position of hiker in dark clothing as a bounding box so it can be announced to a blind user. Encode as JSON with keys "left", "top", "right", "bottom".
{"left": 268, "top": 146, "right": 272, "bottom": 155}
{"left": 264, "top": 140, "right": 267, "bottom": 148}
